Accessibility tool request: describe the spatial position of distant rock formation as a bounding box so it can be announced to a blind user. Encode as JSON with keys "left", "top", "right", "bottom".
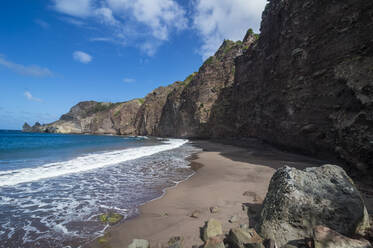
{"left": 24, "top": 100, "right": 142, "bottom": 134}
{"left": 24, "top": 0, "right": 373, "bottom": 174}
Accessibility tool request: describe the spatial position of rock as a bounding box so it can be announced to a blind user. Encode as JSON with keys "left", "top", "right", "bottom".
{"left": 257, "top": 165, "right": 370, "bottom": 247}
{"left": 229, "top": 215, "right": 239, "bottom": 223}
{"left": 263, "top": 239, "right": 277, "bottom": 248}
{"left": 228, "top": 227, "right": 264, "bottom": 248}
{"left": 23, "top": 100, "right": 143, "bottom": 135}
{"left": 210, "top": 207, "right": 219, "bottom": 214}
{"left": 203, "top": 219, "right": 223, "bottom": 242}
{"left": 240, "top": 224, "right": 249, "bottom": 230}
{"left": 191, "top": 210, "right": 201, "bottom": 218}
{"left": 98, "top": 212, "right": 124, "bottom": 225}
{"left": 168, "top": 236, "right": 183, "bottom": 248}
{"left": 204, "top": 236, "right": 225, "bottom": 248}
{"left": 313, "top": 226, "right": 371, "bottom": 248}
{"left": 128, "top": 239, "right": 150, "bottom": 248}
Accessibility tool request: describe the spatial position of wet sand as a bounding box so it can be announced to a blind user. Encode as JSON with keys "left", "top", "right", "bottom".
{"left": 86, "top": 140, "right": 352, "bottom": 248}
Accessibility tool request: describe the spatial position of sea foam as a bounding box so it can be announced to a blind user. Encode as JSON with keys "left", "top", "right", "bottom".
{"left": 0, "top": 139, "right": 188, "bottom": 187}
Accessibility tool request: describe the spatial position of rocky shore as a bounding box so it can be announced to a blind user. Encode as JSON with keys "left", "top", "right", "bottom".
{"left": 87, "top": 141, "right": 373, "bottom": 248}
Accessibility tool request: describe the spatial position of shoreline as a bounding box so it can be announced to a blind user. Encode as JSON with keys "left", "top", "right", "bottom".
{"left": 87, "top": 140, "right": 327, "bottom": 248}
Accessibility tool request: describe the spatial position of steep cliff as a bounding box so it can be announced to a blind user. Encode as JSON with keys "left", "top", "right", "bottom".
{"left": 24, "top": 99, "right": 142, "bottom": 135}
{"left": 134, "top": 82, "right": 185, "bottom": 136}
{"left": 209, "top": 0, "right": 373, "bottom": 172}
{"left": 157, "top": 35, "right": 256, "bottom": 137}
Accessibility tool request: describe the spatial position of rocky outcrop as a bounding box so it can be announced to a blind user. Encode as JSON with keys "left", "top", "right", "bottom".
{"left": 134, "top": 82, "right": 185, "bottom": 136}
{"left": 209, "top": 0, "right": 373, "bottom": 173}
{"left": 23, "top": 99, "right": 142, "bottom": 134}
{"left": 257, "top": 165, "right": 370, "bottom": 247}
{"left": 157, "top": 35, "right": 256, "bottom": 138}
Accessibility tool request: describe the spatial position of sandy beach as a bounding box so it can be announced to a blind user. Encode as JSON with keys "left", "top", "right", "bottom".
{"left": 87, "top": 140, "right": 333, "bottom": 248}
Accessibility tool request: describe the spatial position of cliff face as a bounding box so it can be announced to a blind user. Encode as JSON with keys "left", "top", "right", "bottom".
{"left": 157, "top": 36, "right": 256, "bottom": 137}
{"left": 23, "top": 0, "right": 373, "bottom": 173}
{"left": 24, "top": 100, "right": 142, "bottom": 135}
{"left": 134, "top": 82, "right": 184, "bottom": 136}
{"left": 210, "top": 0, "right": 373, "bottom": 171}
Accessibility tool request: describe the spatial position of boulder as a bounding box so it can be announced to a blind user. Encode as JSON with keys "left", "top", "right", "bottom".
{"left": 168, "top": 236, "right": 183, "bottom": 248}
{"left": 128, "top": 239, "right": 150, "bottom": 248}
{"left": 257, "top": 165, "right": 370, "bottom": 247}
{"left": 228, "top": 227, "right": 264, "bottom": 248}
{"left": 313, "top": 226, "right": 371, "bottom": 248}
{"left": 203, "top": 219, "right": 223, "bottom": 242}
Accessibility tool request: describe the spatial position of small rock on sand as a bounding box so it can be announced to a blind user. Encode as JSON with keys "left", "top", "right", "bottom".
{"left": 313, "top": 226, "right": 371, "bottom": 248}
{"left": 168, "top": 236, "right": 184, "bottom": 248}
{"left": 191, "top": 210, "right": 201, "bottom": 218}
{"left": 210, "top": 207, "right": 219, "bottom": 214}
{"left": 229, "top": 215, "right": 239, "bottom": 223}
{"left": 228, "top": 227, "right": 263, "bottom": 248}
{"left": 128, "top": 239, "right": 150, "bottom": 248}
{"left": 204, "top": 236, "right": 225, "bottom": 248}
{"left": 203, "top": 219, "right": 223, "bottom": 242}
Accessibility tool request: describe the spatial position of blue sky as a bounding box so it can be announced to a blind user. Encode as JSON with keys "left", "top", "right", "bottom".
{"left": 0, "top": 0, "right": 266, "bottom": 129}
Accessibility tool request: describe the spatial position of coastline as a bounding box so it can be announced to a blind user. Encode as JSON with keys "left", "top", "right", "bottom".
{"left": 87, "top": 140, "right": 326, "bottom": 248}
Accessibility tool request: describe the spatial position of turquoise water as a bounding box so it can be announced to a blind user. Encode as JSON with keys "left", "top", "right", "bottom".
{"left": 0, "top": 130, "right": 199, "bottom": 248}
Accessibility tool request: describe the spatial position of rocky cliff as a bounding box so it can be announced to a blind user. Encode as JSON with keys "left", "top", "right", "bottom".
{"left": 24, "top": 0, "right": 373, "bottom": 174}
{"left": 157, "top": 35, "right": 256, "bottom": 137}
{"left": 207, "top": 0, "right": 373, "bottom": 173}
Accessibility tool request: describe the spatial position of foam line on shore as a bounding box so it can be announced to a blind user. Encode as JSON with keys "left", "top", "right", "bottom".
{"left": 0, "top": 139, "right": 188, "bottom": 187}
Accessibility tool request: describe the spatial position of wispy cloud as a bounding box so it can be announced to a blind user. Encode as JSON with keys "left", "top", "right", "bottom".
{"left": 35, "top": 19, "right": 50, "bottom": 29}
{"left": 24, "top": 91, "right": 43, "bottom": 102}
{"left": 73, "top": 51, "right": 92, "bottom": 63}
{"left": 59, "top": 16, "right": 86, "bottom": 26}
{"left": 193, "top": 0, "right": 266, "bottom": 59}
{"left": 0, "top": 55, "right": 53, "bottom": 77}
{"left": 123, "top": 78, "right": 135, "bottom": 83}
{"left": 51, "top": 0, "right": 188, "bottom": 56}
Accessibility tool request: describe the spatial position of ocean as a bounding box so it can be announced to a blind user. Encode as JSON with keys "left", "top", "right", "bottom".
{"left": 0, "top": 130, "right": 200, "bottom": 248}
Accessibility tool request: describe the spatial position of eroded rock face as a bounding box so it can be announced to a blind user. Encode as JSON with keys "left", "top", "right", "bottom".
{"left": 23, "top": 100, "right": 142, "bottom": 135}
{"left": 157, "top": 35, "right": 256, "bottom": 138}
{"left": 211, "top": 0, "right": 373, "bottom": 172}
{"left": 134, "top": 82, "right": 184, "bottom": 136}
{"left": 257, "top": 165, "right": 370, "bottom": 247}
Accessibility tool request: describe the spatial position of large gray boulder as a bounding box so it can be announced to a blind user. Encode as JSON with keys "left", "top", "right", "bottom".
{"left": 257, "top": 164, "right": 370, "bottom": 247}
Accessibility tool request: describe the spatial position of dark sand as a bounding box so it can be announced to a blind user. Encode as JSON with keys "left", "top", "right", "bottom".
{"left": 87, "top": 140, "right": 372, "bottom": 248}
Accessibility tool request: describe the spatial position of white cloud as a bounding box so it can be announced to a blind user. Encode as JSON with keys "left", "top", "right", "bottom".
{"left": 95, "top": 7, "right": 118, "bottom": 25}
{"left": 59, "top": 17, "right": 86, "bottom": 26}
{"left": 107, "top": 0, "right": 187, "bottom": 40}
{"left": 52, "top": 0, "right": 92, "bottom": 18}
{"left": 123, "top": 78, "right": 135, "bottom": 83}
{"left": 52, "top": 0, "right": 187, "bottom": 55}
{"left": 35, "top": 19, "right": 50, "bottom": 29}
{"left": 73, "top": 51, "right": 92, "bottom": 63}
{"left": 0, "top": 56, "right": 53, "bottom": 77}
{"left": 193, "top": 0, "right": 267, "bottom": 59}
{"left": 24, "top": 91, "right": 42, "bottom": 102}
